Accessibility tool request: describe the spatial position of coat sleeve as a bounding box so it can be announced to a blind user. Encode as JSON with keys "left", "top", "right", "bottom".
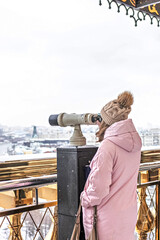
{"left": 80, "top": 141, "right": 115, "bottom": 208}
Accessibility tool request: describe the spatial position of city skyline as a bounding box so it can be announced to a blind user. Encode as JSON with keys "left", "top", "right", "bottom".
{"left": 0, "top": 1, "right": 160, "bottom": 128}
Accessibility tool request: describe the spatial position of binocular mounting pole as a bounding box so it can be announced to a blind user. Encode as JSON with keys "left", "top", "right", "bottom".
{"left": 70, "top": 125, "right": 86, "bottom": 146}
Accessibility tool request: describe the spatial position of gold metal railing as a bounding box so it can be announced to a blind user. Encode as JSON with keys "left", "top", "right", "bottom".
{"left": 0, "top": 179, "right": 58, "bottom": 240}
{"left": 0, "top": 153, "right": 58, "bottom": 240}
{"left": 1, "top": 150, "right": 160, "bottom": 239}
{"left": 0, "top": 201, "right": 58, "bottom": 240}
{"left": 136, "top": 156, "right": 160, "bottom": 240}
{"left": 0, "top": 153, "right": 57, "bottom": 181}
{"left": 136, "top": 181, "right": 158, "bottom": 239}
{"left": 141, "top": 149, "right": 160, "bottom": 163}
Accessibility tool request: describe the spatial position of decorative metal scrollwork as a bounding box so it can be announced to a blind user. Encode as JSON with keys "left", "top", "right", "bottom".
{"left": 99, "top": 0, "right": 160, "bottom": 26}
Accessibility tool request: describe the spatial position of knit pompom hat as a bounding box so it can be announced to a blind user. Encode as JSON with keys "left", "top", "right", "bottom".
{"left": 100, "top": 91, "right": 134, "bottom": 126}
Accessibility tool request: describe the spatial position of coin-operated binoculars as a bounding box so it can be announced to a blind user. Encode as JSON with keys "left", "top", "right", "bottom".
{"left": 49, "top": 113, "right": 100, "bottom": 240}
{"left": 49, "top": 112, "right": 102, "bottom": 146}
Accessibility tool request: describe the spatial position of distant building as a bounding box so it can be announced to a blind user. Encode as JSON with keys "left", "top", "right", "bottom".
{"left": 140, "top": 128, "right": 160, "bottom": 146}
{"left": 32, "top": 126, "right": 38, "bottom": 138}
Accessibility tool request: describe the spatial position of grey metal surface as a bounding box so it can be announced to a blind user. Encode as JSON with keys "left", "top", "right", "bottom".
{"left": 0, "top": 174, "right": 57, "bottom": 192}
{"left": 57, "top": 146, "right": 98, "bottom": 240}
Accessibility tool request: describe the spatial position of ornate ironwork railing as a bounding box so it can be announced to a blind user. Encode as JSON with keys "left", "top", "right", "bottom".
{"left": 99, "top": 0, "right": 160, "bottom": 27}
{"left": 137, "top": 179, "right": 158, "bottom": 239}
{"left": 136, "top": 155, "right": 160, "bottom": 240}
{"left": 0, "top": 201, "right": 58, "bottom": 240}
{"left": 0, "top": 153, "right": 57, "bottom": 240}
{"left": 0, "top": 171, "right": 57, "bottom": 240}
{"left": 0, "top": 150, "right": 160, "bottom": 239}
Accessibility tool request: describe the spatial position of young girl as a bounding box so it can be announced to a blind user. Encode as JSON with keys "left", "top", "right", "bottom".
{"left": 80, "top": 91, "right": 142, "bottom": 240}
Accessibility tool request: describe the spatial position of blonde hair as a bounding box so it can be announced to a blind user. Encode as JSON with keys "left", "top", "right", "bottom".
{"left": 96, "top": 120, "right": 110, "bottom": 142}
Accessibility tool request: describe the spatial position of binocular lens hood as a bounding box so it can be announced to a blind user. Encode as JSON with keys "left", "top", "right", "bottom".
{"left": 49, "top": 114, "right": 59, "bottom": 126}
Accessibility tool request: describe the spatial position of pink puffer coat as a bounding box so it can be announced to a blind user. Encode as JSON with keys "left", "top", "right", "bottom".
{"left": 80, "top": 119, "right": 142, "bottom": 240}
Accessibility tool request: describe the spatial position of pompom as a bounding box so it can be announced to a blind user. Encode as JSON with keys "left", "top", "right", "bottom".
{"left": 117, "top": 91, "right": 134, "bottom": 108}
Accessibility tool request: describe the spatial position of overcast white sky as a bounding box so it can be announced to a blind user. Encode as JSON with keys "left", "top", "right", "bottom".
{"left": 0, "top": 0, "right": 160, "bottom": 129}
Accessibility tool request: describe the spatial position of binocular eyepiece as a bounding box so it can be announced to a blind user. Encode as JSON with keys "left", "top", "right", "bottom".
{"left": 91, "top": 114, "right": 102, "bottom": 123}
{"left": 49, "top": 113, "right": 102, "bottom": 127}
